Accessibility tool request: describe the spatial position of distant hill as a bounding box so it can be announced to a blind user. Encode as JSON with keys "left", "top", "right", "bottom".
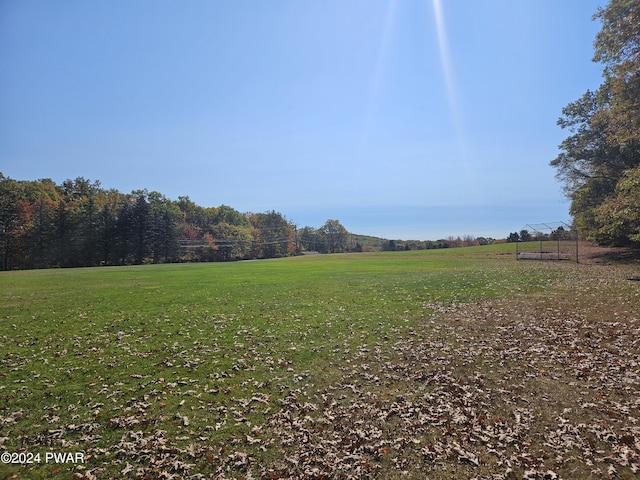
{"left": 350, "top": 233, "right": 388, "bottom": 251}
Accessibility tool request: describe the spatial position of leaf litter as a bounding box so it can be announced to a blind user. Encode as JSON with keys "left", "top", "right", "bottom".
{"left": 260, "top": 263, "right": 639, "bottom": 479}
{"left": 0, "top": 260, "right": 638, "bottom": 479}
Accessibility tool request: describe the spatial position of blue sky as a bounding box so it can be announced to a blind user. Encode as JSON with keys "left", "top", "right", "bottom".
{"left": 1, "top": 0, "right": 604, "bottom": 240}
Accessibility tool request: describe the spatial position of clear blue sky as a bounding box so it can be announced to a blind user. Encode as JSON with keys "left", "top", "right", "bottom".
{"left": 1, "top": 0, "right": 604, "bottom": 240}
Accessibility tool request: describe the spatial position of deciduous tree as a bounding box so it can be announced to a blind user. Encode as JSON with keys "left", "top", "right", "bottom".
{"left": 320, "top": 219, "right": 349, "bottom": 253}
{"left": 551, "top": 0, "right": 640, "bottom": 244}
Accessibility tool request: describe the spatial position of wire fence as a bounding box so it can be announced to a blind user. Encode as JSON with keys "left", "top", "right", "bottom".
{"left": 516, "top": 221, "right": 579, "bottom": 263}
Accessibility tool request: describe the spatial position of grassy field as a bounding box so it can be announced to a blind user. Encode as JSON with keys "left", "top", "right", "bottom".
{"left": 1, "top": 244, "right": 639, "bottom": 479}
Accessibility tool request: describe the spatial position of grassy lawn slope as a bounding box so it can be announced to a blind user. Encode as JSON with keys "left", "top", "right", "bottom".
{"left": 1, "top": 245, "right": 639, "bottom": 479}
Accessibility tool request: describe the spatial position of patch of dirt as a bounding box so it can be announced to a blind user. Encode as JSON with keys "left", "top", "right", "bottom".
{"left": 580, "top": 242, "right": 640, "bottom": 263}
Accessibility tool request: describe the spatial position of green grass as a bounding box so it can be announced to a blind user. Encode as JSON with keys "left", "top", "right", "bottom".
{"left": 1, "top": 245, "right": 636, "bottom": 479}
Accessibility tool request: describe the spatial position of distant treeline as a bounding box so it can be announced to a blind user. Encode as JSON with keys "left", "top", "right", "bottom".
{"left": 0, "top": 174, "right": 496, "bottom": 270}
{"left": 380, "top": 235, "right": 496, "bottom": 251}
{"left": 506, "top": 228, "right": 574, "bottom": 243}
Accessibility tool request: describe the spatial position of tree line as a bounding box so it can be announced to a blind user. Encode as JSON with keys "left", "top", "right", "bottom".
{"left": 550, "top": 0, "right": 640, "bottom": 246}
{"left": 0, "top": 174, "right": 358, "bottom": 270}
{"left": 0, "top": 174, "right": 503, "bottom": 270}
{"left": 381, "top": 235, "right": 496, "bottom": 251}
{"left": 506, "top": 226, "right": 574, "bottom": 243}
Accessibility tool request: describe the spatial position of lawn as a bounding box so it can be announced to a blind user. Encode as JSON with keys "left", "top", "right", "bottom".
{"left": 1, "top": 245, "right": 639, "bottom": 479}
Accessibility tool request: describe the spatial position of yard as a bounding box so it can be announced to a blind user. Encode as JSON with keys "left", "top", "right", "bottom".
{"left": 1, "top": 245, "right": 638, "bottom": 478}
